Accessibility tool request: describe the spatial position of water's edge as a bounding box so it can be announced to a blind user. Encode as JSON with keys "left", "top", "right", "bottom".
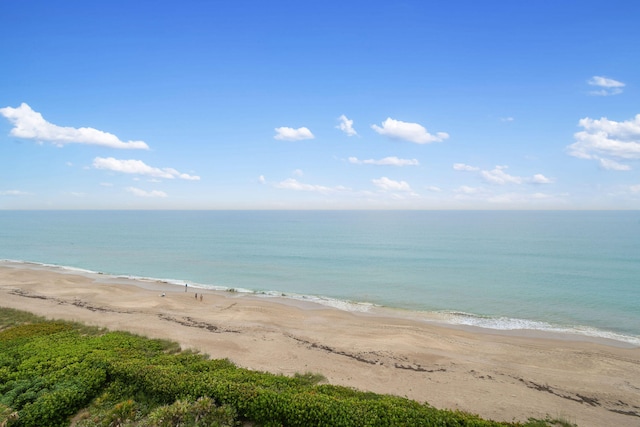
{"left": 4, "top": 258, "right": 638, "bottom": 348}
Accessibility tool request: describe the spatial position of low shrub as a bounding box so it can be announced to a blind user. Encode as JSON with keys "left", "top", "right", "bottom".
{"left": 0, "top": 308, "right": 565, "bottom": 427}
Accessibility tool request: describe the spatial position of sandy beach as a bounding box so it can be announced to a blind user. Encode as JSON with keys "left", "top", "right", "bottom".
{"left": 1, "top": 262, "right": 638, "bottom": 426}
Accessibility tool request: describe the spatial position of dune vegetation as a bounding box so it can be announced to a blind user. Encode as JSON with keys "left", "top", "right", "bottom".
{"left": 0, "top": 307, "right": 573, "bottom": 427}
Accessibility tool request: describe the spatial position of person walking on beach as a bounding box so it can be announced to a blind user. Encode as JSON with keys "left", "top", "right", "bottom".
{"left": 185, "top": 283, "right": 188, "bottom": 292}
{"left": 195, "top": 292, "right": 198, "bottom": 300}
{"left": 199, "top": 294, "right": 203, "bottom": 302}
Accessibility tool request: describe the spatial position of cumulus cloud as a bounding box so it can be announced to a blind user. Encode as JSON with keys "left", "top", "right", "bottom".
{"left": 274, "top": 126, "right": 314, "bottom": 141}
{"left": 480, "top": 166, "right": 524, "bottom": 184}
{"left": 275, "top": 178, "right": 347, "bottom": 194}
{"left": 531, "top": 173, "right": 555, "bottom": 184}
{"left": 0, "top": 103, "right": 149, "bottom": 149}
{"left": 93, "top": 157, "right": 200, "bottom": 180}
{"left": 588, "top": 76, "right": 625, "bottom": 96}
{"left": 258, "top": 175, "right": 266, "bottom": 184}
{"left": 453, "top": 163, "right": 480, "bottom": 171}
{"left": 371, "top": 118, "right": 449, "bottom": 144}
{"left": 455, "top": 163, "right": 553, "bottom": 185}
{"left": 336, "top": 115, "right": 357, "bottom": 136}
{"left": 126, "top": 187, "right": 168, "bottom": 198}
{"left": 598, "top": 158, "right": 631, "bottom": 171}
{"left": 567, "top": 114, "right": 640, "bottom": 169}
{"left": 348, "top": 156, "right": 419, "bottom": 166}
{"left": 371, "top": 177, "right": 413, "bottom": 192}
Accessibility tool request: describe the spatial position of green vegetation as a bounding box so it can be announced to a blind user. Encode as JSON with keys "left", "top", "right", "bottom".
{"left": 0, "top": 308, "right": 571, "bottom": 426}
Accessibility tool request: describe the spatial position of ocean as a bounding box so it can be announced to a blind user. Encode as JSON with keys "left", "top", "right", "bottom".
{"left": 1, "top": 210, "right": 639, "bottom": 345}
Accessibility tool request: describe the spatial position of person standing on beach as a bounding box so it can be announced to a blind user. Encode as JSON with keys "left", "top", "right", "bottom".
{"left": 185, "top": 283, "right": 188, "bottom": 292}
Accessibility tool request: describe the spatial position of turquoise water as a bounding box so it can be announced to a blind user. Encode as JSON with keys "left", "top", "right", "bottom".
{"left": 1, "top": 210, "right": 639, "bottom": 344}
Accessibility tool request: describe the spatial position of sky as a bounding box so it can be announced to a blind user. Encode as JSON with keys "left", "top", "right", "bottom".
{"left": 1, "top": 0, "right": 639, "bottom": 210}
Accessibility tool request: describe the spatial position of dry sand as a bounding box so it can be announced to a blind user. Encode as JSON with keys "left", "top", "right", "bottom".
{"left": 1, "top": 261, "right": 638, "bottom": 426}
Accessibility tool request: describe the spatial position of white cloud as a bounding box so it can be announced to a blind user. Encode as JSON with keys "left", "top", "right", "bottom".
{"left": 0, "top": 190, "right": 29, "bottom": 196}
{"left": 588, "top": 76, "right": 625, "bottom": 88}
{"left": 531, "top": 173, "right": 555, "bottom": 184}
{"left": 480, "top": 166, "right": 523, "bottom": 184}
{"left": 349, "top": 156, "right": 419, "bottom": 166}
{"left": 599, "top": 158, "right": 631, "bottom": 171}
{"left": 452, "top": 187, "right": 558, "bottom": 205}
{"left": 371, "top": 177, "right": 412, "bottom": 192}
{"left": 292, "top": 169, "right": 304, "bottom": 177}
{"left": 93, "top": 157, "right": 200, "bottom": 180}
{"left": 336, "top": 115, "right": 357, "bottom": 136}
{"left": 588, "top": 76, "right": 625, "bottom": 96}
{"left": 425, "top": 185, "right": 442, "bottom": 192}
{"left": 455, "top": 185, "right": 482, "bottom": 195}
{"left": 630, "top": 184, "right": 640, "bottom": 193}
{"left": 0, "top": 103, "right": 149, "bottom": 149}
{"left": 371, "top": 118, "right": 449, "bottom": 144}
{"left": 274, "top": 126, "right": 314, "bottom": 141}
{"left": 453, "top": 163, "right": 480, "bottom": 171}
{"left": 567, "top": 114, "right": 640, "bottom": 169}
{"left": 126, "top": 187, "right": 168, "bottom": 198}
{"left": 487, "top": 192, "right": 554, "bottom": 204}
{"left": 275, "top": 178, "right": 347, "bottom": 194}
{"left": 500, "top": 117, "right": 515, "bottom": 122}
{"left": 258, "top": 175, "right": 266, "bottom": 184}
{"left": 456, "top": 163, "right": 553, "bottom": 185}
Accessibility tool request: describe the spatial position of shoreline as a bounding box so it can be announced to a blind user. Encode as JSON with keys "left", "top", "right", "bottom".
{"left": 4, "top": 259, "right": 638, "bottom": 348}
{"left": 1, "top": 262, "right": 639, "bottom": 426}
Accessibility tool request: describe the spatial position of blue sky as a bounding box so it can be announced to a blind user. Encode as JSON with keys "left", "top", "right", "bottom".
{"left": 1, "top": 0, "right": 639, "bottom": 209}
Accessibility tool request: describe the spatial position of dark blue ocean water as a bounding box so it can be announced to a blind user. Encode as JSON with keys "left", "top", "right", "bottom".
{"left": 1, "top": 210, "right": 638, "bottom": 344}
